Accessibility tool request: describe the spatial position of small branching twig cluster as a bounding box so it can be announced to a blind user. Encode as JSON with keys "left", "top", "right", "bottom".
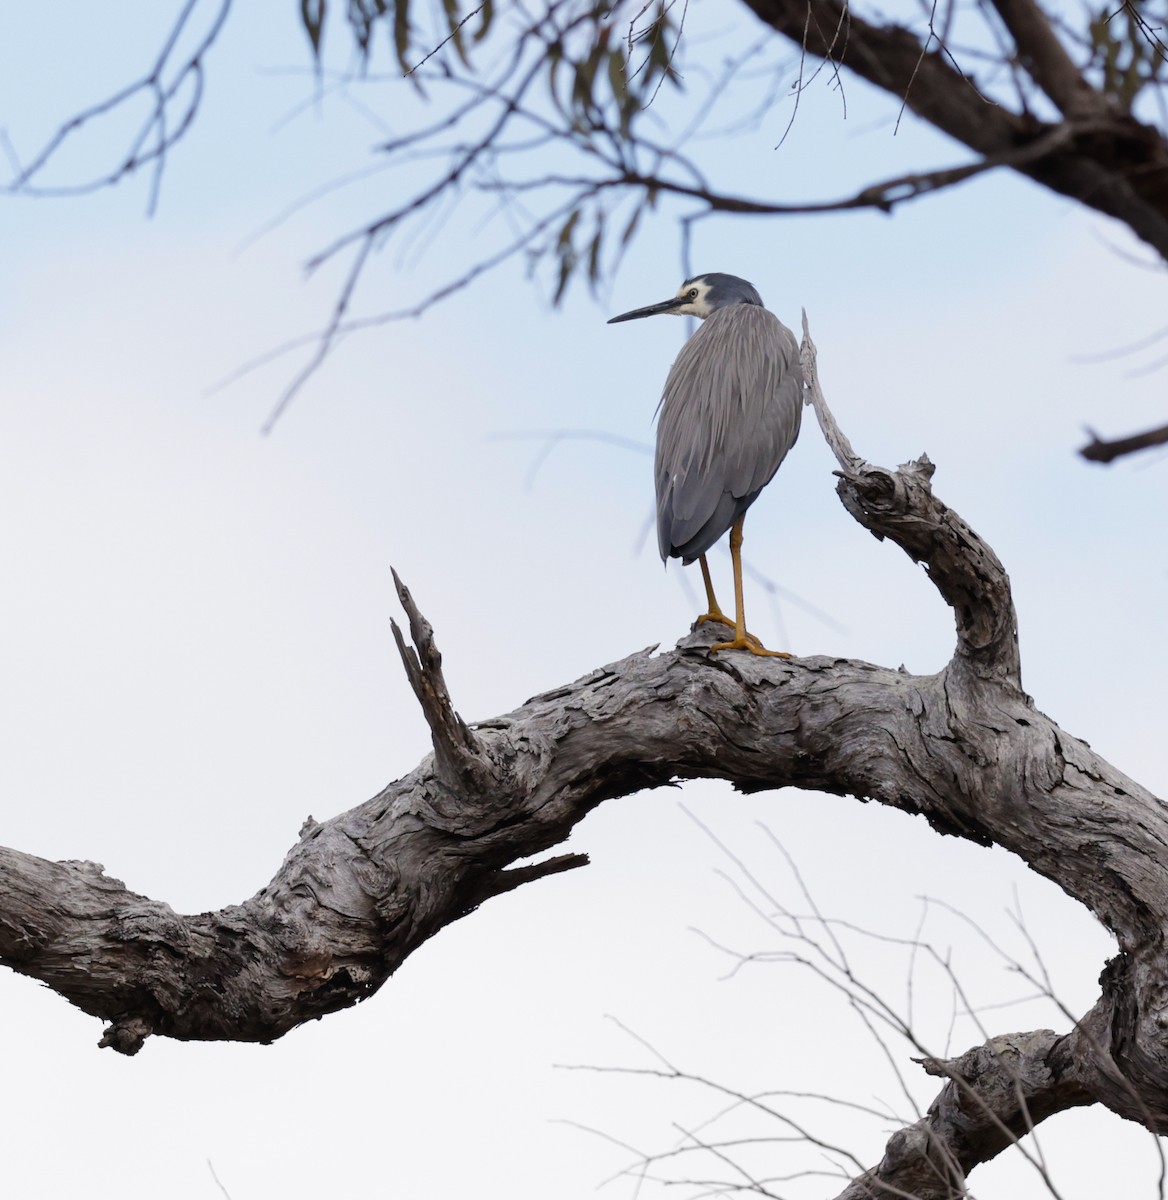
{"left": 564, "top": 816, "right": 1168, "bottom": 1199}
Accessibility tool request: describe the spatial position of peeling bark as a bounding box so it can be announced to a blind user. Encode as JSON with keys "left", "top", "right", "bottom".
{"left": 1, "top": 326, "right": 1167, "bottom": 1197}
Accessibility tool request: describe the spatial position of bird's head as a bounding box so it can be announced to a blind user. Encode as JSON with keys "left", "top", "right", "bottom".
{"left": 607, "top": 273, "right": 763, "bottom": 324}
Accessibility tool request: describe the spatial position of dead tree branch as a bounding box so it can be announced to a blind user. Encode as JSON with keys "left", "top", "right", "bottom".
{"left": 389, "top": 567, "right": 492, "bottom": 793}
{"left": 802, "top": 312, "right": 1021, "bottom": 686}
{"left": 1, "top": 324, "right": 1166, "bottom": 1194}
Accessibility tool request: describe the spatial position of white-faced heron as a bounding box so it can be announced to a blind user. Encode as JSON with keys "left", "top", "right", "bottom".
{"left": 608, "top": 272, "right": 802, "bottom": 657}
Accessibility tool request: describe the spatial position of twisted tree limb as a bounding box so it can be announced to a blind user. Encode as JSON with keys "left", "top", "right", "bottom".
{"left": 2, "top": 324, "right": 1167, "bottom": 1196}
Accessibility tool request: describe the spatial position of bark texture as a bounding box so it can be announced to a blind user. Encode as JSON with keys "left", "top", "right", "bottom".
{"left": 836, "top": 1030, "right": 1095, "bottom": 1200}
{"left": 2, "top": 325, "right": 1166, "bottom": 1195}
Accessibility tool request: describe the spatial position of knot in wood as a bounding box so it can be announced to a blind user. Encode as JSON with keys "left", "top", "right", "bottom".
{"left": 879, "top": 1124, "right": 929, "bottom": 1172}
{"left": 838, "top": 465, "right": 908, "bottom": 521}
{"left": 99, "top": 1016, "right": 152, "bottom": 1056}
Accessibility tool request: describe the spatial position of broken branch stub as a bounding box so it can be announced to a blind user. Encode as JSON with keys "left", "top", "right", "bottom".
{"left": 389, "top": 567, "right": 492, "bottom": 794}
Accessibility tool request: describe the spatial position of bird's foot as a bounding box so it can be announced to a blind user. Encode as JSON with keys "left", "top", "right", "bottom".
{"left": 697, "top": 614, "right": 767, "bottom": 651}
{"left": 695, "top": 609, "right": 734, "bottom": 632}
{"left": 709, "top": 633, "right": 792, "bottom": 658}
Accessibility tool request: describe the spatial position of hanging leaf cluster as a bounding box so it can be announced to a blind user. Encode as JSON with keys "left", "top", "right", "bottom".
{"left": 295, "top": 2, "right": 683, "bottom": 303}
{"left": 300, "top": 0, "right": 497, "bottom": 70}
{"left": 542, "top": 5, "right": 679, "bottom": 302}
{"left": 544, "top": 3, "right": 682, "bottom": 137}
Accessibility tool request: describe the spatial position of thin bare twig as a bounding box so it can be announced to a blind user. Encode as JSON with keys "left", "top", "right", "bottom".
{"left": 5, "top": 0, "right": 232, "bottom": 211}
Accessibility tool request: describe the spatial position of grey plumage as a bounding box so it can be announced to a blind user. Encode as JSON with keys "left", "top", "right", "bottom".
{"left": 654, "top": 301, "right": 801, "bottom": 563}
{"left": 607, "top": 272, "right": 803, "bottom": 656}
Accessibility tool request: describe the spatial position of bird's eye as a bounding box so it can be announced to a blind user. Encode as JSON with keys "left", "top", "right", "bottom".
{"left": 688, "top": 288, "right": 698, "bottom": 299}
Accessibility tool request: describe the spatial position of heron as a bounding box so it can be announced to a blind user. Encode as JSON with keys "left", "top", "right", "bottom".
{"left": 608, "top": 273, "right": 802, "bottom": 657}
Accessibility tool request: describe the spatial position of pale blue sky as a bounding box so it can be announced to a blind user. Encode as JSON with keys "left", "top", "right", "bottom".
{"left": 2, "top": 4, "right": 1167, "bottom": 1198}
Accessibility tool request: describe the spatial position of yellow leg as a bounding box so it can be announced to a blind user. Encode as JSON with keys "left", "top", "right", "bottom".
{"left": 710, "top": 516, "right": 792, "bottom": 658}
{"left": 695, "top": 553, "right": 763, "bottom": 647}
{"left": 694, "top": 555, "right": 733, "bottom": 630}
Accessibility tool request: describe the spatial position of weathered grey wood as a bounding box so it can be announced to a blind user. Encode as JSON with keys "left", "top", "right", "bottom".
{"left": 835, "top": 1029, "right": 1094, "bottom": 1199}
{"left": 802, "top": 312, "right": 1021, "bottom": 687}
{"left": 1, "top": 326, "right": 1165, "bottom": 1196}
{"left": 389, "top": 566, "right": 493, "bottom": 793}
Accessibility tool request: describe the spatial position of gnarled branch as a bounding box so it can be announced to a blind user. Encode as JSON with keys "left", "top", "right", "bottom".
{"left": 1, "top": 325, "right": 1166, "bottom": 1196}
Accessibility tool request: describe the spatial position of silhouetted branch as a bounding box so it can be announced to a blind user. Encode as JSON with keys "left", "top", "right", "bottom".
{"left": 1079, "top": 420, "right": 1168, "bottom": 463}
{"left": 16, "top": 1, "right": 1168, "bottom": 439}
{"left": 3, "top": 0, "right": 232, "bottom": 213}
{"left": 743, "top": 0, "right": 1168, "bottom": 262}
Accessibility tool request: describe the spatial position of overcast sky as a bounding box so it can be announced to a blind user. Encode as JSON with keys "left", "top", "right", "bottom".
{"left": 2, "top": 4, "right": 1167, "bottom": 1198}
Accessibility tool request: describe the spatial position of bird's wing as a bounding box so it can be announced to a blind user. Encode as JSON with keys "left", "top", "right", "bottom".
{"left": 654, "top": 306, "right": 802, "bottom": 563}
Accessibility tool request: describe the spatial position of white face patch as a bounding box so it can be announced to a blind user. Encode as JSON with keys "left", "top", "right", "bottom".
{"left": 672, "top": 279, "right": 714, "bottom": 319}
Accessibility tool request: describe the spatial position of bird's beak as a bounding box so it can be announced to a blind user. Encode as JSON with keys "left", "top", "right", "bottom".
{"left": 606, "top": 296, "right": 687, "bottom": 324}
